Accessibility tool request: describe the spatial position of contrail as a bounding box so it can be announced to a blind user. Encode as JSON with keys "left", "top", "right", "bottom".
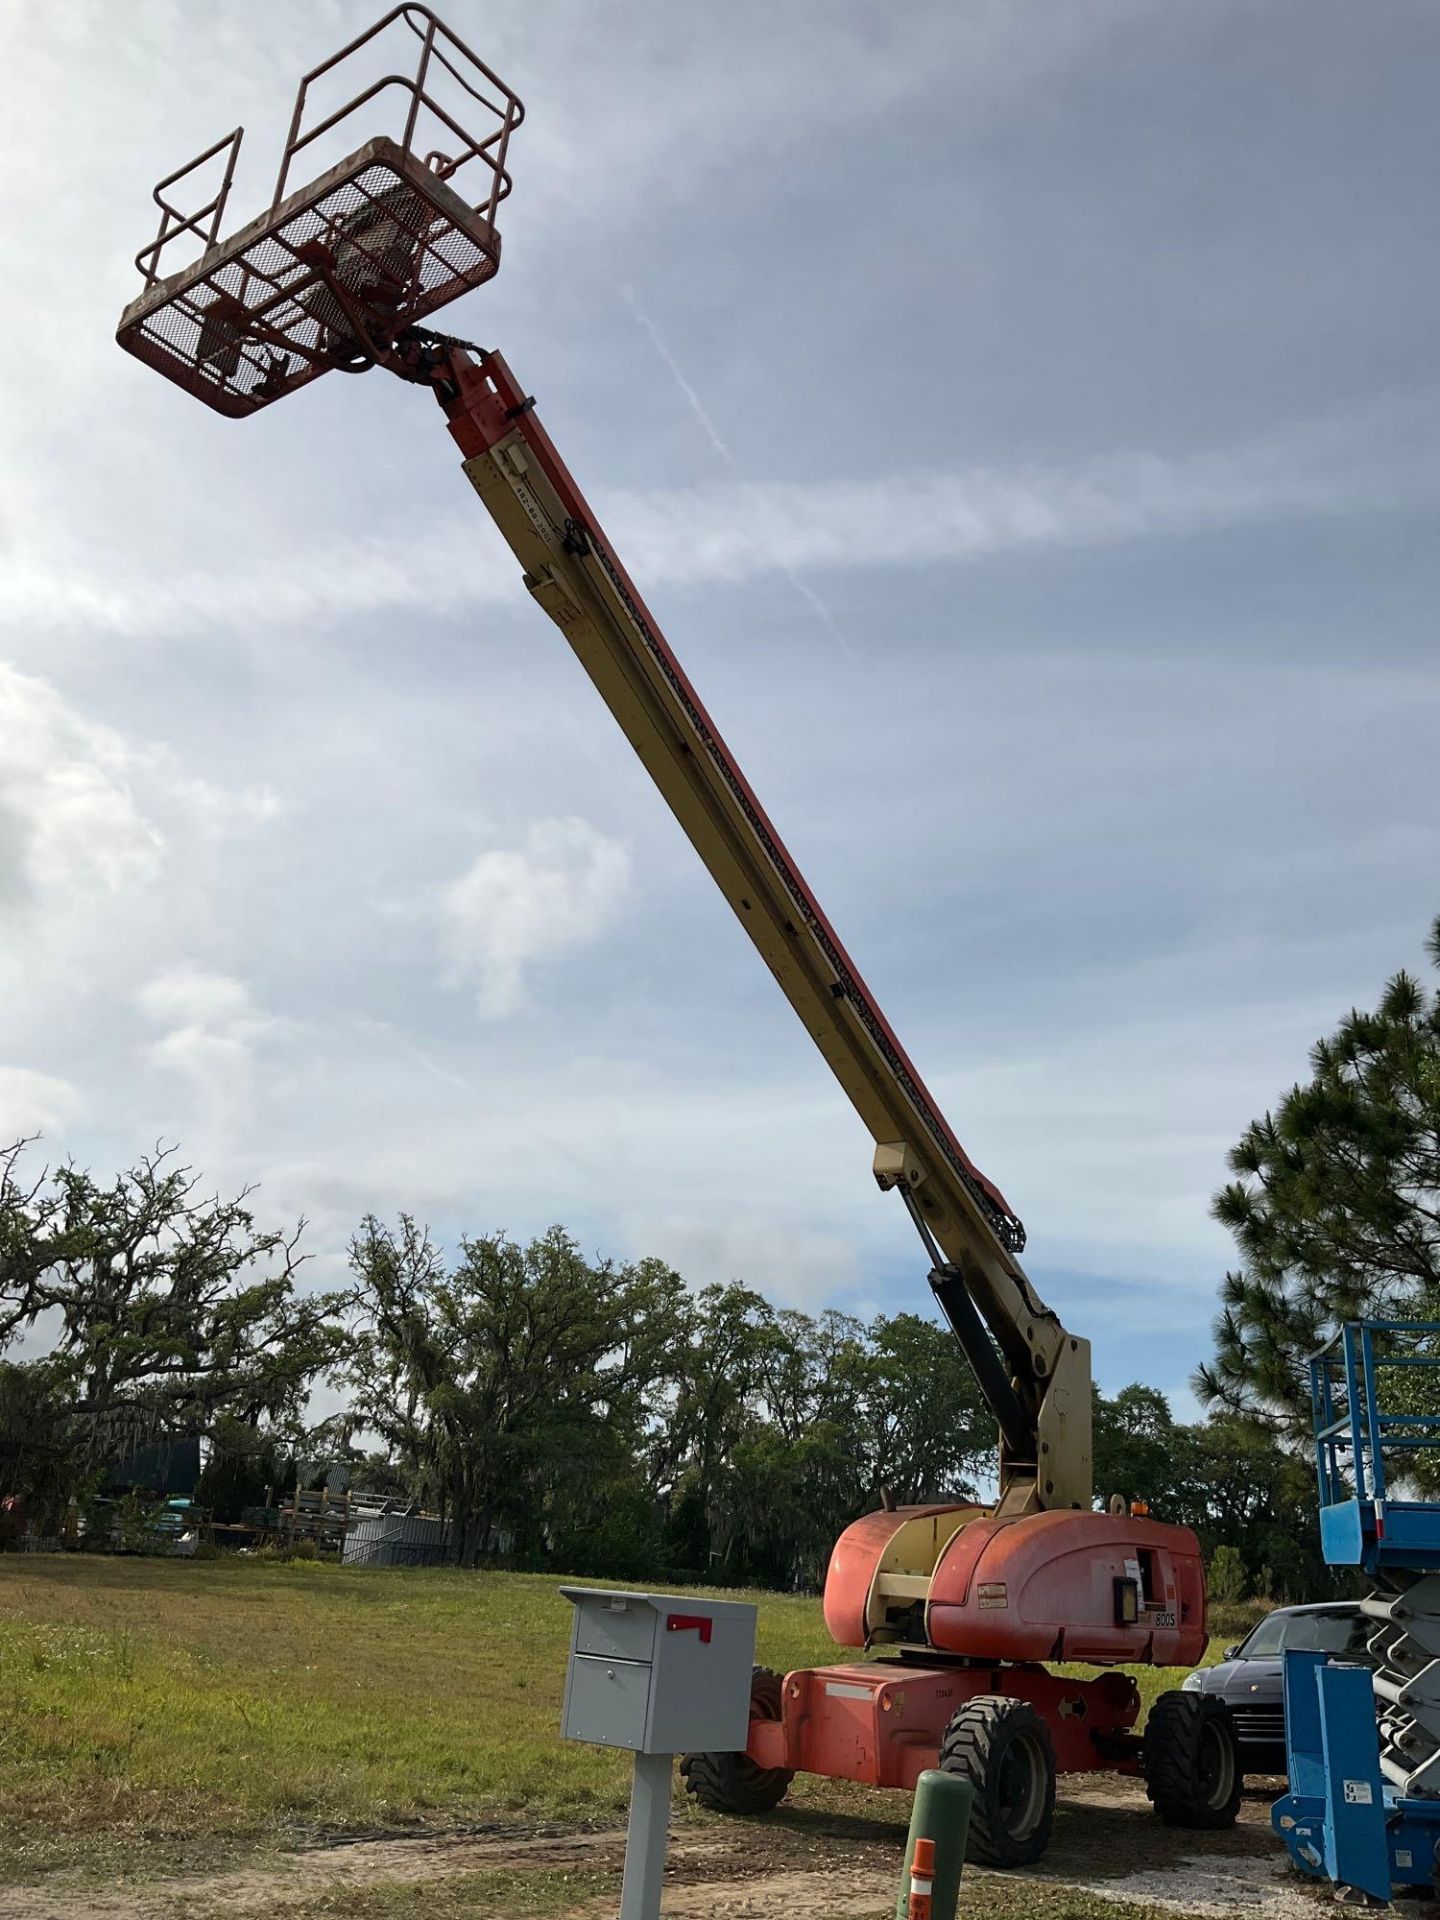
{"left": 623, "top": 286, "right": 853, "bottom": 659}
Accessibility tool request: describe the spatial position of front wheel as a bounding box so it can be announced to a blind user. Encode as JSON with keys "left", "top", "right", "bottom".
{"left": 1144, "top": 1691, "right": 1241, "bottom": 1829}
{"left": 679, "top": 1666, "right": 793, "bottom": 1815}
{"left": 939, "top": 1694, "right": 1057, "bottom": 1868}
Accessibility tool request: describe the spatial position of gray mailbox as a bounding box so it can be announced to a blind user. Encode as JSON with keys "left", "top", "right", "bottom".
{"left": 560, "top": 1586, "right": 757, "bottom": 1754}
{"left": 560, "top": 1587, "right": 757, "bottom": 1920}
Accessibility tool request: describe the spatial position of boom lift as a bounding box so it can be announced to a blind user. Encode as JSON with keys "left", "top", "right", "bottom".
{"left": 115, "top": 6, "right": 1239, "bottom": 1866}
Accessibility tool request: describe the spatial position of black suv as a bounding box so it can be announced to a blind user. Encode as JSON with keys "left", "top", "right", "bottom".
{"left": 1180, "top": 1601, "right": 1371, "bottom": 1776}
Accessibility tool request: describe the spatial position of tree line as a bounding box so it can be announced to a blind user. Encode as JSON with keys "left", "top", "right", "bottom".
{"left": 0, "top": 1155, "right": 1348, "bottom": 1599}
{"left": 2, "top": 913, "right": 1436, "bottom": 1598}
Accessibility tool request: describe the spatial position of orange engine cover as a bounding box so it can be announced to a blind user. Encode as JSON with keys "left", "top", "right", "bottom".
{"left": 928, "top": 1509, "right": 1207, "bottom": 1666}
{"left": 823, "top": 1504, "right": 1207, "bottom": 1668}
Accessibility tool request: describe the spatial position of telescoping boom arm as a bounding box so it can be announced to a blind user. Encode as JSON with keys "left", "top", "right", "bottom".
{"left": 433, "top": 345, "right": 1092, "bottom": 1514}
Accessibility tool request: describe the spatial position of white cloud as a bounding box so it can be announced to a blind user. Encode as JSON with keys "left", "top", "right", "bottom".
{"left": 147, "top": 1028, "right": 258, "bottom": 1116}
{"left": 0, "top": 665, "right": 286, "bottom": 1059}
{"left": 0, "top": 530, "right": 521, "bottom": 641}
{"left": 138, "top": 967, "right": 259, "bottom": 1031}
{"left": 137, "top": 966, "right": 282, "bottom": 1129}
{"left": 619, "top": 1212, "right": 864, "bottom": 1310}
{"left": 602, "top": 400, "right": 1440, "bottom": 590}
{"left": 242, "top": 1054, "right": 885, "bottom": 1311}
{"left": 0, "top": 663, "right": 163, "bottom": 899}
{"left": 9, "top": 391, "right": 1440, "bottom": 638}
{"left": 0, "top": 1067, "right": 84, "bottom": 1142}
{"left": 0, "top": 663, "right": 277, "bottom": 902}
{"left": 439, "top": 817, "right": 631, "bottom": 1018}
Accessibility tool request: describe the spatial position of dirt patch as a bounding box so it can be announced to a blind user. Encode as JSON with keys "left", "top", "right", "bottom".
{"left": 657, "top": 1867, "right": 894, "bottom": 1916}
{"left": 1026, "top": 1781, "right": 1335, "bottom": 1920}
{"left": 0, "top": 1780, "right": 1370, "bottom": 1920}
{"left": 0, "top": 1829, "right": 630, "bottom": 1920}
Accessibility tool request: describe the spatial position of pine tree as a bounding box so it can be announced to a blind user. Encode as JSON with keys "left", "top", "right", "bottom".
{"left": 1195, "top": 916, "right": 1440, "bottom": 1437}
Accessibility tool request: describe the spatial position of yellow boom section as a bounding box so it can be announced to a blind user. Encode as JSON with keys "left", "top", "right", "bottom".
{"left": 441, "top": 348, "right": 1091, "bottom": 1511}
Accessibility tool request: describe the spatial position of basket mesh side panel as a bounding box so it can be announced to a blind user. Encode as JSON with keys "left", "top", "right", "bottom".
{"left": 119, "top": 158, "right": 499, "bottom": 417}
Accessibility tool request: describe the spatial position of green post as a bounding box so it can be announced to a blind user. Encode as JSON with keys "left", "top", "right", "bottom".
{"left": 895, "top": 1769, "right": 972, "bottom": 1920}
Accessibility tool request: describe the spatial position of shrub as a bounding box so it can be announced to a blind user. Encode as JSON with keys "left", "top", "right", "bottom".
{"left": 1207, "top": 1543, "right": 1247, "bottom": 1605}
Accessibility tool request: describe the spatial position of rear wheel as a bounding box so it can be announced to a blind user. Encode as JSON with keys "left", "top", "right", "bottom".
{"left": 939, "top": 1694, "right": 1056, "bottom": 1867}
{"left": 679, "top": 1666, "right": 793, "bottom": 1815}
{"left": 1144, "top": 1691, "right": 1241, "bottom": 1828}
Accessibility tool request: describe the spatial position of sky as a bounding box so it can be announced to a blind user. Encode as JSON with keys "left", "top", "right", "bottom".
{"left": 1, "top": 0, "right": 1437, "bottom": 1422}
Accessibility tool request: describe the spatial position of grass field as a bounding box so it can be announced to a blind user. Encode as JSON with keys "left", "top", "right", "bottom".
{"left": 0, "top": 1554, "right": 1259, "bottom": 1891}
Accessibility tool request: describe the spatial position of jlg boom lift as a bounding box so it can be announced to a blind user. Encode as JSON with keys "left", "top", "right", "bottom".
{"left": 116, "top": 7, "right": 1240, "bottom": 1866}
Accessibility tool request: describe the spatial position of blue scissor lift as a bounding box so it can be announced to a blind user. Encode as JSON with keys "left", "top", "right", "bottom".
{"left": 1274, "top": 1320, "right": 1440, "bottom": 1903}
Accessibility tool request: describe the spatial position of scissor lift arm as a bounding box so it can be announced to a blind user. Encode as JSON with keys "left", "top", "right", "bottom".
{"left": 428, "top": 344, "right": 1091, "bottom": 1513}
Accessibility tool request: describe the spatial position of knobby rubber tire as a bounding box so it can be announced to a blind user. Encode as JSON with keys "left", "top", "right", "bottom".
{"left": 679, "top": 1666, "right": 793, "bottom": 1815}
{"left": 1144, "top": 1690, "right": 1242, "bottom": 1829}
{"left": 938, "top": 1693, "right": 1057, "bottom": 1868}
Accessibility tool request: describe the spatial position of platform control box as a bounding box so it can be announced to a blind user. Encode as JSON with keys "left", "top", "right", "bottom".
{"left": 559, "top": 1587, "right": 758, "bottom": 1756}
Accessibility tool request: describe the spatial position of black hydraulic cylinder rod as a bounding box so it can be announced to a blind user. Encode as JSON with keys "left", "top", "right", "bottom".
{"left": 898, "top": 1178, "right": 1034, "bottom": 1467}
{"left": 928, "top": 1263, "right": 1035, "bottom": 1468}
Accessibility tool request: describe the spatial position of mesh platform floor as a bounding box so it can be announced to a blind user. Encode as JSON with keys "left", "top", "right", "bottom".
{"left": 117, "top": 136, "right": 500, "bottom": 418}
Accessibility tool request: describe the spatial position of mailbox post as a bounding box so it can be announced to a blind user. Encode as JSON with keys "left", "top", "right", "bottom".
{"left": 560, "top": 1587, "right": 758, "bottom": 1920}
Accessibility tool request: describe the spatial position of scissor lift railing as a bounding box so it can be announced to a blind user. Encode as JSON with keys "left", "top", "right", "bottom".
{"left": 116, "top": 5, "right": 523, "bottom": 418}
{"left": 1274, "top": 1321, "right": 1440, "bottom": 1902}
{"left": 1310, "top": 1319, "right": 1440, "bottom": 1574}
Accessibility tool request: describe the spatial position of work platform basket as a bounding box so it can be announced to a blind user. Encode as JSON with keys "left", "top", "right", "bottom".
{"left": 115, "top": 6, "right": 523, "bottom": 418}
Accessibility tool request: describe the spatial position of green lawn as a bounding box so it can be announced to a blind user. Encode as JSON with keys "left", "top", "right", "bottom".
{"left": 0, "top": 1556, "right": 837, "bottom": 1881}
{"left": 0, "top": 1554, "right": 1253, "bottom": 1888}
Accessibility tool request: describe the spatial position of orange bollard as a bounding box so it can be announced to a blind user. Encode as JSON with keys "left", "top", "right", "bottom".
{"left": 906, "top": 1835, "right": 936, "bottom": 1919}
